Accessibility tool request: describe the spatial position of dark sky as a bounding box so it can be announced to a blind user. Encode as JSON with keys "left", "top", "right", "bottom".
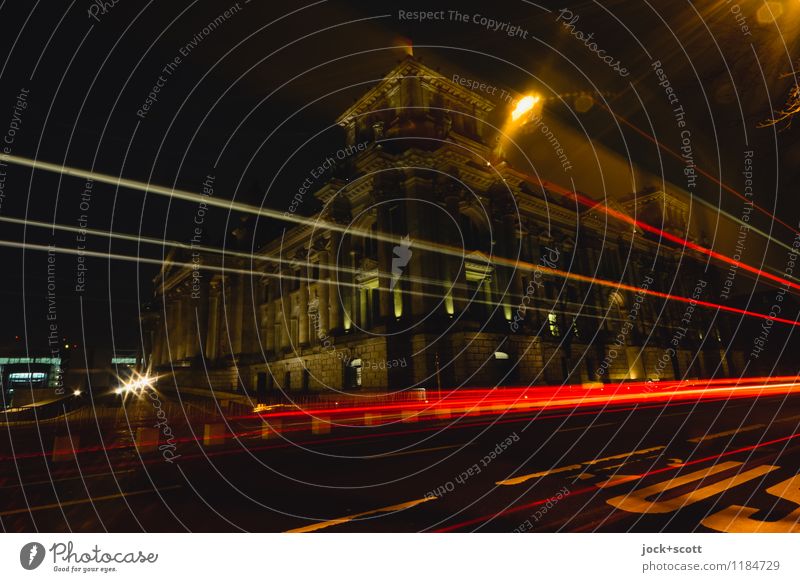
{"left": 0, "top": 0, "right": 798, "bottom": 352}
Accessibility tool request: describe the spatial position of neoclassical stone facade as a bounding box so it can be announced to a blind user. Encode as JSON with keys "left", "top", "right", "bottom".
{"left": 145, "top": 57, "right": 744, "bottom": 396}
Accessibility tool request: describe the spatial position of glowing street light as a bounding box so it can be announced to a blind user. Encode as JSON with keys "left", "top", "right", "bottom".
{"left": 511, "top": 94, "right": 539, "bottom": 121}
{"left": 114, "top": 372, "right": 158, "bottom": 397}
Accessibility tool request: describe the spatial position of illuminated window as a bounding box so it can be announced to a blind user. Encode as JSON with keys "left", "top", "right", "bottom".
{"left": 348, "top": 358, "right": 363, "bottom": 388}
{"left": 548, "top": 312, "right": 560, "bottom": 337}
{"left": 8, "top": 372, "right": 47, "bottom": 383}
{"left": 0, "top": 357, "right": 62, "bottom": 365}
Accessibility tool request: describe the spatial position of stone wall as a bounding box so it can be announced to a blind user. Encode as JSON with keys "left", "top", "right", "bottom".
{"left": 159, "top": 334, "right": 746, "bottom": 392}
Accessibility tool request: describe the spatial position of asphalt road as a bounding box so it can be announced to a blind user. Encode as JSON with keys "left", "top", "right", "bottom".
{"left": 2, "top": 391, "right": 800, "bottom": 532}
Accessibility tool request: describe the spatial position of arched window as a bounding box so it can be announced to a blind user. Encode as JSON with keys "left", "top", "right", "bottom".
{"left": 345, "top": 358, "right": 362, "bottom": 389}
{"left": 460, "top": 211, "right": 490, "bottom": 254}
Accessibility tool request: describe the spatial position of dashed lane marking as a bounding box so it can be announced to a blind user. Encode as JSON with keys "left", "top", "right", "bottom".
{"left": 286, "top": 497, "right": 437, "bottom": 533}
{"left": 0, "top": 469, "right": 136, "bottom": 489}
{"left": 0, "top": 485, "right": 182, "bottom": 517}
{"left": 687, "top": 424, "right": 766, "bottom": 443}
{"left": 556, "top": 422, "right": 616, "bottom": 433}
{"left": 373, "top": 444, "right": 467, "bottom": 459}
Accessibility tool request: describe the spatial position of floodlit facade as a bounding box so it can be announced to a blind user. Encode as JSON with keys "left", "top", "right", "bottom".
{"left": 146, "top": 57, "right": 745, "bottom": 395}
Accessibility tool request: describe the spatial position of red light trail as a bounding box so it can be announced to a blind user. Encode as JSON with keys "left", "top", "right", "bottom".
{"left": 242, "top": 375, "right": 800, "bottom": 425}
{"left": 507, "top": 167, "right": 800, "bottom": 295}
{"left": 599, "top": 102, "right": 800, "bottom": 239}
{"left": 4, "top": 376, "right": 800, "bottom": 464}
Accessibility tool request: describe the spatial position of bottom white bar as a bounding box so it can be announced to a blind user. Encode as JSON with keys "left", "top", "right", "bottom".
{"left": 1, "top": 533, "right": 797, "bottom": 581}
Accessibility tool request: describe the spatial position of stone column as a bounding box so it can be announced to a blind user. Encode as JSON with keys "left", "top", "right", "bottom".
{"left": 230, "top": 274, "right": 244, "bottom": 356}
{"left": 162, "top": 300, "right": 172, "bottom": 362}
{"left": 327, "top": 232, "right": 342, "bottom": 332}
{"left": 359, "top": 287, "right": 368, "bottom": 328}
{"left": 298, "top": 279, "right": 309, "bottom": 346}
{"left": 376, "top": 209, "right": 392, "bottom": 323}
{"left": 183, "top": 294, "right": 198, "bottom": 360}
{"left": 261, "top": 279, "right": 274, "bottom": 354}
{"left": 152, "top": 313, "right": 164, "bottom": 366}
{"left": 406, "top": 198, "right": 427, "bottom": 319}
{"left": 172, "top": 297, "right": 186, "bottom": 361}
{"left": 345, "top": 121, "right": 356, "bottom": 147}
{"left": 502, "top": 211, "right": 522, "bottom": 324}
{"left": 241, "top": 272, "right": 259, "bottom": 357}
{"left": 317, "top": 249, "right": 330, "bottom": 334}
{"left": 194, "top": 281, "right": 209, "bottom": 359}
{"left": 347, "top": 248, "right": 358, "bottom": 330}
{"left": 206, "top": 281, "right": 220, "bottom": 360}
{"left": 443, "top": 189, "right": 463, "bottom": 317}
{"left": 514, "top": 225, "right": 528, "bottom": 324}
{"left": 483, "top": 278, "right": 493, "bottom": 317}
{"left": 188, "top": 287, "right": 204, "bottom": 360}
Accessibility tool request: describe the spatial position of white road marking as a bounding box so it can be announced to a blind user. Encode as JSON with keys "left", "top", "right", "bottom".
{"left": 702, "top": 473, "right": 800, "bottom": 533}
{"left": 606, "top": 462, "right": 778, "bottom": 514}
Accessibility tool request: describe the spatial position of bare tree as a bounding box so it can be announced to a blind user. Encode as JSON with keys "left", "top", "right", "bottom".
{"left": 760, "top": 72, "right": 800, "bottom": 129}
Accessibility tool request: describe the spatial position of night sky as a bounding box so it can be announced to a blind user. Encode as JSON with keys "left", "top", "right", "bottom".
{"left": 0, "top": 0, "right": 798, "bottom": 352}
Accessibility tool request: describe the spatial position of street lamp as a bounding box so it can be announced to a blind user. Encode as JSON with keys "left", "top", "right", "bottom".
{"left": 511, "top": 94, "right": 540, "bottom": 121}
